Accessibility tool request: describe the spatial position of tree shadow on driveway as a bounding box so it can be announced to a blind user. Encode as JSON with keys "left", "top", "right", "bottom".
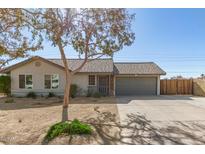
{"left": 116, "top": 95, "right": 194, "bottom": 104}
{"left": 86, "top": 107, "right": 205, "bottom": 145}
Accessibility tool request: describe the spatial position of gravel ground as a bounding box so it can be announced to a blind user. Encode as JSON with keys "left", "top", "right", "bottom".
{"left": 0, "top": 96, "right": 119, "bottom": 145}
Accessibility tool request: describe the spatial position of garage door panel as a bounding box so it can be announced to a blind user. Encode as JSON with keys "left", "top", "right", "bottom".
{"left": 116, "top": 77, "right": 157, "bottom": 96}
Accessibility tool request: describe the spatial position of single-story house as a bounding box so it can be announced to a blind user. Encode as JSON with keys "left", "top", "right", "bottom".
{"left": 0, "top": 56, "right": 166, "bottom": 96}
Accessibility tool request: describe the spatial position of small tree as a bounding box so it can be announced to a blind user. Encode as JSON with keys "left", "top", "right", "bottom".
{"left": 1, "top": 9, "right": 135, "bottom": 121}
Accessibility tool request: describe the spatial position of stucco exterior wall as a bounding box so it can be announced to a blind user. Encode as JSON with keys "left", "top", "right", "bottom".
{"left": 193, "top": 79, "right": 205, "bottom": 96}
{"left": 72, "top": 74, "right": 89, "bottom": 95}
{"left": 9, "top": 58, "right": 162, "bottom": 96}
{"left": 10, "top": 59, "right": 89, "bottom": 96}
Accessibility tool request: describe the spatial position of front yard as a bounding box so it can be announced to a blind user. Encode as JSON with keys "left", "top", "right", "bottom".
{"left": 0, "top": 96, "right": 119, "bottom": 144}
{"left": 1, "top": 95, "right": 205, "bottom": 145}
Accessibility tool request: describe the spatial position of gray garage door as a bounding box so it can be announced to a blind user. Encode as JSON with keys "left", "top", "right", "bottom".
{"left": 116, "top": 77, "right": 157, "bottom": 96}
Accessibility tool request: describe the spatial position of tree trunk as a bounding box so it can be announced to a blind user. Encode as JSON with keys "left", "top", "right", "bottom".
{"left": 62, "top": 72, "right": 72, "bottom": 122}
{"left": 57, "top": 41, "right": 71, "bottom": 122}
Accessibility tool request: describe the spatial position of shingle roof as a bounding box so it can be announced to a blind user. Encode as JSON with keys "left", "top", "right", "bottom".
{"left": 49, "top": 59, "right": 114, "bottom": 73}
{"left": 0, "top": 56, "right": 166, "bottom": 75}
{"left": 114, "top": 62, "right": 166, "bottom": 75}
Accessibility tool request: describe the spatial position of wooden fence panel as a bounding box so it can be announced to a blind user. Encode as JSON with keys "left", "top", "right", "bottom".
{"left": 184, "top": 80, "right": 187, "bottom": 94}
{"left": 169, "top": 80, "right": 174, "bottom": 94}
{"left": 189, "top": 79, "right": 193, "bottom": 94}
{"left": 160, "top": 80, "right": 167, "bottom": 94}
{"left": 160, "top": 79, "right": 193, "bottom": 95}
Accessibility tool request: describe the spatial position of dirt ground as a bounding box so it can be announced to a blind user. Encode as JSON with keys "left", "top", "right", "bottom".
{"left": 2, "top": 95, "right": 205, "bottom": 145}
{"left": 0, "top": 96, "right": 120, "bottom": 145}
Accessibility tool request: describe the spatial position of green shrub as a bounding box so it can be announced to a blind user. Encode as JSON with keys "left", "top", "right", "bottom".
{"left": 45, "top": 121, "right": 69, "bottom": 141}
{"left": 26, "top": 92, "right": 36, "bottom": 99}
{"left": 86, "top": 88, "right": 95, "bottom": 97}
{"left": 68, "top": 119, "right": 92, "bottom": 135}
{"left": 45, "top": 119, "right": 92, "bottom": 141}
{"left": 70, "top": 84, "right": 78, "bottom": 98}
{"left": 4, "top": 98, "right": 15, "bottom": 103}
{"left": 86, "top": 92, "right": 92, "bottom": 97}
{"left": 93, "top": 92, "right": 102, "bottom": 98}
{"left": 48, "top": 92, "right": 55, "bottom": 97}
{"left": 0, "top": 75, "right": 11, "bottom": 95}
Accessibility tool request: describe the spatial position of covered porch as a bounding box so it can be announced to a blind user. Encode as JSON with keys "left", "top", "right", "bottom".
{"left": 88, "top": 74, "right": 114, "bottom": 96}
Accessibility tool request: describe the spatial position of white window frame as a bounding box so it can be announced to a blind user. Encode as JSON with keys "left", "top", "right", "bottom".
{"left": 44, "top": 74, "right": 59, "bottom": 89}
{"left": 88, "top": 75, "right": 96, "bottom": 86}
{"left": 19, "top": 74, "right": 33, "bottom": 89}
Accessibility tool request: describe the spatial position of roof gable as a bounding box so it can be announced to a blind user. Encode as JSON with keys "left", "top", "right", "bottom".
{"left": 0, "top": 56, "right": 65, "bottom": 73}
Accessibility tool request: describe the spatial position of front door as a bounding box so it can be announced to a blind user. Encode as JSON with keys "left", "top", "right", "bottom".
{"left": 98, "top": 76, "right": 109, "bottom": 95}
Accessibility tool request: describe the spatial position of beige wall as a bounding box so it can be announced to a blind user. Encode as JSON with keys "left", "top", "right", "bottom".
{"left": 10, "top": 59, "right": 89, "bottom": 96}
{"left": 10, "top": 58, "right": 162, "bottom": 96}
{"left": 72, "top": 74, "right": 89, "bottom": 95}
{"left": 193, "top": 79, "right": 205, "bottom": 96}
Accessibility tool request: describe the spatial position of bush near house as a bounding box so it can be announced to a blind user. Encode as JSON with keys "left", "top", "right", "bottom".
{"left": 4, "top": 98, "right": 15, "bottom": 103}
{"left": 93, "top": 92, "right": 102, "bottom": 98}
{"left": 70, "top": 84, "right": 78, "bottom": 98}
{"left": 45, "top": 119, "right": 92, "bottom": 141}
{"left": 86, "top": 88, "right": 104, "bottom": 98}
{"left": 86, "top": 88, "right": 94, "bottom": 97}
{"left": 26, "top": 92, "right": 37, "bottom": 99}
{"left": 86, "top": 91, "right": 92, "bottom": 97}
{"left": 0, "top": 75, "right": 11, "bottom": 95}
{"left": 48, "top": 92, "right": 55, "bottom": 98}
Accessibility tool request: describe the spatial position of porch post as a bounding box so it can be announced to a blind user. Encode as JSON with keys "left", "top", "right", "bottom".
{"left": 157, "top": 75, "right": 160, "bottom": 95}
{"left": 109, "top": 75, "right": 115, "bottom": 96}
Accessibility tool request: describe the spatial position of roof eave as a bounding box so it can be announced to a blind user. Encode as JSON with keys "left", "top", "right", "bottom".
{"left": 115, "top": 73, "right": 166, "bottom": 75}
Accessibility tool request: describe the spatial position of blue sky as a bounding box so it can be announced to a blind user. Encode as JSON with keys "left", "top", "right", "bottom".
{"left": 8, "top": 9, "right": 205, "bottom": 78}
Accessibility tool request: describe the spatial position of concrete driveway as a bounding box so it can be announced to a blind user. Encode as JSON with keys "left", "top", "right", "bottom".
{"left": 116, "top": 95, "right": 205, "bottom": 144}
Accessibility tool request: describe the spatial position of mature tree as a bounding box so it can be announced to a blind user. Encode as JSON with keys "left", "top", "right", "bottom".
{"left": 0, "top": 9, "right": 43, "bottom": 67}
{"left": 0, "top": 8, "right": 135, "bottom": 121}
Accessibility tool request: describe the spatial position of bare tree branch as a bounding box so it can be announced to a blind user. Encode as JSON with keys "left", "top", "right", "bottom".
{"left": 71, "top": 49, "right": 88, "bottom": 75}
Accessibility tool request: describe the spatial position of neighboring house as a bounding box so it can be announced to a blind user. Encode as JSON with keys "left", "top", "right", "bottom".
{"left": 0, "top": 56, "right": 166, "bottom": 96}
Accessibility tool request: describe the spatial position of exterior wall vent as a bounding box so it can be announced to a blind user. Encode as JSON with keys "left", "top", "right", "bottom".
{"left": 35, "top": 61, "right": 41, "bottom": 67}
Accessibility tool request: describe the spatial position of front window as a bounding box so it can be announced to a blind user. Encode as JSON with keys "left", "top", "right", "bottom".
{"left": 45, "top": 74, "right": 59, "bottom": 89}
{"left": 19, "top": 75, "right": 33, "bottom": 89}
{"left": 88, "top": 75, "right": 95, "bottom": 86}
{"left": 45, "top": 75, "right": 51, "bottom": 89}
{"left": 51, "top": 74, "right": 59, "bottom": 89}
{"left": 25, "top": 75, "right": 33, "bottom": 89}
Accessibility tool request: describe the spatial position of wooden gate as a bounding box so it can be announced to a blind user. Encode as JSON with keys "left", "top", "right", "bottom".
{"left": 160, "top": 79, "right": 193, "bottom": 95}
